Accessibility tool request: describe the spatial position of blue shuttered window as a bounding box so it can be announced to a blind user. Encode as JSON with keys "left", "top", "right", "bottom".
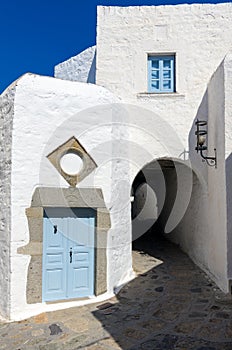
{"left": 148, "top": 55, "right": 175, "bottom": 93}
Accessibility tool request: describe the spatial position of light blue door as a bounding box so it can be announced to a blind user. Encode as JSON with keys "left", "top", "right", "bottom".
{"left": 42, "top": 208, "right": 95, "bottom": 302}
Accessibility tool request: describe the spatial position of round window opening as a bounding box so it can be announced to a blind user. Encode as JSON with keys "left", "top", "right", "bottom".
{"left": 60, "top": 152, "right": 83, "bottom": 175}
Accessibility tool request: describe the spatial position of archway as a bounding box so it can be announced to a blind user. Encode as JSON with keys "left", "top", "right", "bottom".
{"left": 131, "top": 158, "right": 206, "bottom": 272}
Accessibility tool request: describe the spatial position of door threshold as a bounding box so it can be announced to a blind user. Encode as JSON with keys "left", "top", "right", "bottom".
{"left": 46, "top": 296, "right": 94, "bottom": 304}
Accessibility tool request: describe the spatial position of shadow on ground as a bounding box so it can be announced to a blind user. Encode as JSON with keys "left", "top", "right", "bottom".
{"left": 92, "top": 233, "right": 232, "bottom": 350}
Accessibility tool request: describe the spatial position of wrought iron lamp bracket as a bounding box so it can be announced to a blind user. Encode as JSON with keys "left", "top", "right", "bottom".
{"left": 195, "top": 119, "right": 217, "bottom": 169}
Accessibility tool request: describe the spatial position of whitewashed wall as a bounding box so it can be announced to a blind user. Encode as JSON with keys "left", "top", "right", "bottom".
{"left": 206, "top": 61, "right": 227, "bottom": 289}
{"left": 7, "top": 74, "right": 138, "bottom": 321}
{"left": 96, "top": 3, "right": 232, "bottom": 150}
{"left": 96, "top": 3, "right": 232, "bottom": 292}
{"left": 166, "top": 59, "right": 227, "bottom": 291}
{"left": 224, "top": 53, "right": 232, "bottom": 284}
{"left": 0, "top": 86, "right": 16, "bottom": 320}
{"left": 54, "top": 46, "right": 96, "bottom": 83}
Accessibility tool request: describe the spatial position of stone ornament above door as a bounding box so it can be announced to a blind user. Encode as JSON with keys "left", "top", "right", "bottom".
{"left": 47, "top": 136, "right": 97, "bottom": 187}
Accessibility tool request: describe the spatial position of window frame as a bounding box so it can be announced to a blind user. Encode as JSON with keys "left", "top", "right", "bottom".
{"left": 147, "top": 55, "right": 175, "bottom": 93}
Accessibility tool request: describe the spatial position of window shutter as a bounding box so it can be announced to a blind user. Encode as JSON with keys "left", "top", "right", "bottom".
{"left": 148, "top": 55, "right": 175, "bottom": 93}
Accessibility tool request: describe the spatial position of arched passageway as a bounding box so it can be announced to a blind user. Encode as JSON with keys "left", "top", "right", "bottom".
{"left": 131, "top": 158, "right": 205, "bottom": 270}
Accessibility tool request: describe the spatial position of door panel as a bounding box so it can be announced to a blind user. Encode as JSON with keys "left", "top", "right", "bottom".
{"left": 42, "top": 216, "right": 67, "bottom": 301}
{"left": 67, "top": 216, "right": 94, "bottom": 298}
{"left": 42, "top": 208, "right": 95, "bottom": 302}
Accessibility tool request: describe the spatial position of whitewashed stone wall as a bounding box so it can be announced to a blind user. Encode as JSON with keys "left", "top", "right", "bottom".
{"left": 166, "top": 58, "right": 227, "bottom": 290}
{"left": 206, "top": 60, "right": 227, "bottom": 288}
{"left": 5, "top": 74, "right": 137, "bottom": 321}
{"left": 54, "top": 46, "right": 96, "bottom": 83}
{"left": 96, "top": 3, "right": 232, "bottom": 291}
{"left": 224, "top": 53, "right": 232, "bottom": 284}
{"left": 96, "top": 3, "right": 232, "bottom": 150}
{"left": 0, "top": 86, "right": 15, "bottom": 319}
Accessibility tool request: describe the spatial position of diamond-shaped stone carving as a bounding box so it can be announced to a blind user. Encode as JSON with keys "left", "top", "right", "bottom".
{"left": 47, "top": 137, "right": 97, "bottom": 187}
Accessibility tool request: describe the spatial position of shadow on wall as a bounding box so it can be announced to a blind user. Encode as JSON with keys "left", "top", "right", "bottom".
{"left": 226, "top": 152, "right": 232, "bottom": 281}
{"left": 87, "top": 50, "right": 96, "bottom": 84}
{"left": 188, "top": 90, "right": 208, "bottom": 170}
{"left": 188, "top": 57, "right": 228, "bottom": 292}
{"left": 131, "top": 160, "right": 166, "bottom": 242}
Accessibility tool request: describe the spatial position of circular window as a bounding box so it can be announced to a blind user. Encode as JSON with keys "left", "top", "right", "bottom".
{"left": 60, "top": 152, "right": 83, "bottom": 175}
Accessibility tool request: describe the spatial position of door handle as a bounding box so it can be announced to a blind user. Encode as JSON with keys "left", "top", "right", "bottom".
{"left": 69, "top": 248, "right": 72, "bottom": 263}
{"left": 53, "top": 225, "right": 57, "bottom": 234}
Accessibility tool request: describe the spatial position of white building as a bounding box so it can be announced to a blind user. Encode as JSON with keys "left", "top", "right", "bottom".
{"left": 1, "top": 2, "right": 232, "bottom": 321}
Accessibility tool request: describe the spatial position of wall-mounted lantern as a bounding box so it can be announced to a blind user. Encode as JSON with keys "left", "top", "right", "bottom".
{"left": 195, "top": 119, "right": 217, "bottom": 168}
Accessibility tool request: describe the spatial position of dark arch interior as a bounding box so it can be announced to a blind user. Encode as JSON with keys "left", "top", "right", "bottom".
{"left": 131, "top": 159, "right": 180, "bottom": 256}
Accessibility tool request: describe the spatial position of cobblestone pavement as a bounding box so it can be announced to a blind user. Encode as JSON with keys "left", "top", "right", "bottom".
{"left": 1, "top": 236, "right": 232, "bottom": 350}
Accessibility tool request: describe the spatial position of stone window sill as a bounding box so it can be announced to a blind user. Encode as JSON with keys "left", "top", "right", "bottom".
{"left": 137, "top": 92, "right": 185, "bottom": 99}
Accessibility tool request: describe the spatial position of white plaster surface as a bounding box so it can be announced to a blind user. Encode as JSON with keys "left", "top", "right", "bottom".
{"left": 8, "top": 74, "right": 137, "bottom": 321}
{"left": 96, "top": 3, "right": 232, "bottom": 292}
{"left": 0, "top": 86, "right": 16, "bottom": 319}
{"left": 96, "top": 3, "right": 232, "bottom": 151}
{"left": 164, "top": 60, "right": 228, "bottom": 292}
{"left": 224, "top": 53, "right": 232, "bottom": 282}
{"left": 54, "top": 46, "right": 96, "bottom": 83}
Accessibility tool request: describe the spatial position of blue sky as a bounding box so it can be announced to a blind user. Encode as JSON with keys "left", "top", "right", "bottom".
{"left": 0, "top": 0, "right": 230, "bottom": 93}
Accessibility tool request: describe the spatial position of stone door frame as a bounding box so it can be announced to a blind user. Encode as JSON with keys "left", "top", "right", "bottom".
{"left": 18, "top": 187, "right": 111, "bottom": 304}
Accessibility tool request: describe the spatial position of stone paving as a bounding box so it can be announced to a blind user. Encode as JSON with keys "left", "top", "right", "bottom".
{"left": 1, "top": 236, "right": 232, "bottom": 350}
